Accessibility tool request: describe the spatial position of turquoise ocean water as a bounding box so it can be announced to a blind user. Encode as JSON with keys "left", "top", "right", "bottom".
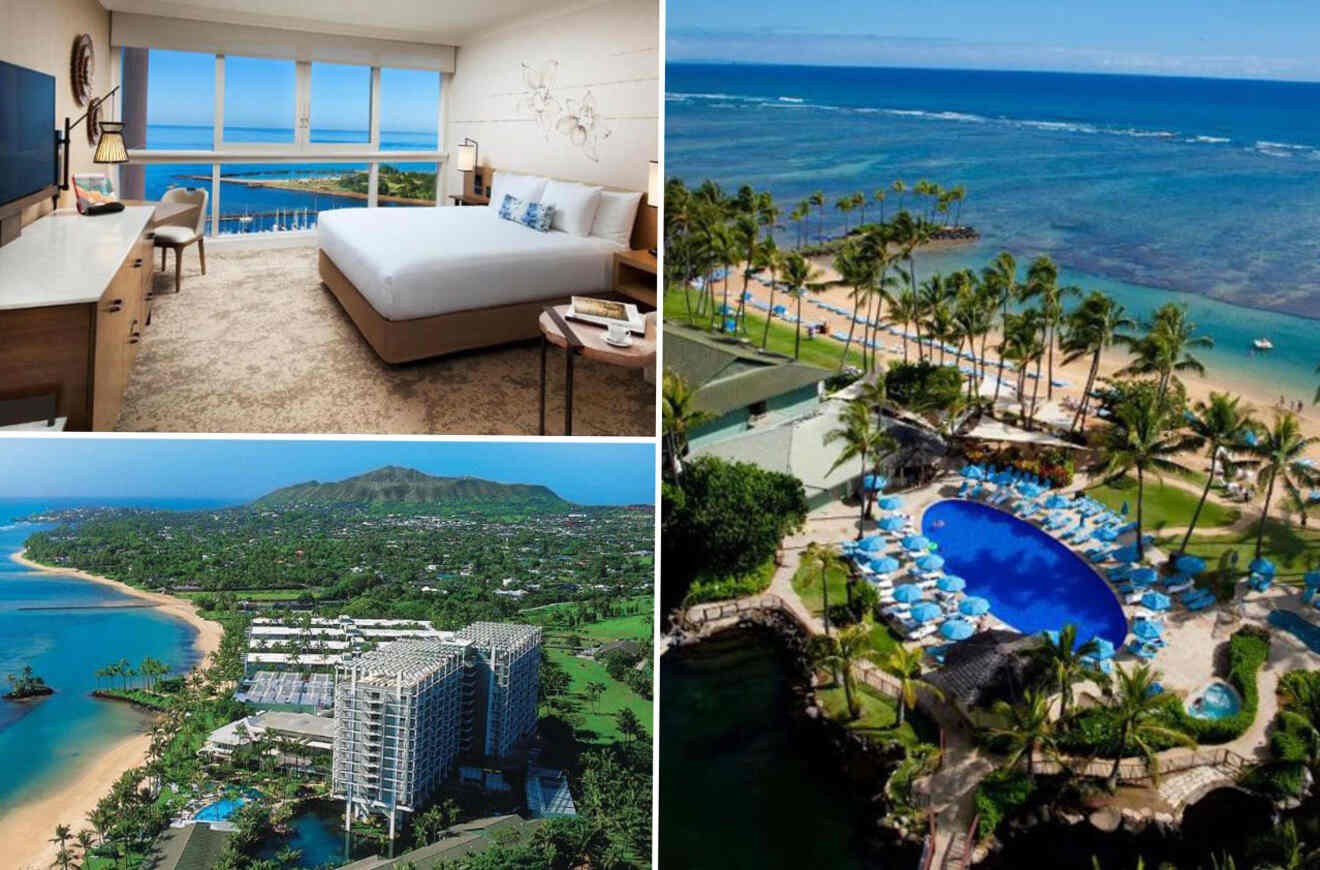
{"left": 0, "top": 498, "right": 228, "bottom": 817}
{"left": 666, "top": 63, "right": 1320, "bottom": 401}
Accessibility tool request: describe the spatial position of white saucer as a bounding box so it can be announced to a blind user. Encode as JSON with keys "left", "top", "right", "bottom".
{"left": 603, "top": 334, "right": 634, "bottom": 348}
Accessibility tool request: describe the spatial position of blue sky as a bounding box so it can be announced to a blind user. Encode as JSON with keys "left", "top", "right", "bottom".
{"left": 0, "top": 438, "right": 655, "bottom": 506}
{"left": 668, "top": 0, "right": 1320, "bottom": 81}
{"left": 146, "top": 50, "right": 440, "bottom": 131}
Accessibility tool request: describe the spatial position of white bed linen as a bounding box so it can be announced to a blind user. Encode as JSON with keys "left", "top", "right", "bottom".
{"left": 318, "top": 206, "right": 622, "bottom": 321}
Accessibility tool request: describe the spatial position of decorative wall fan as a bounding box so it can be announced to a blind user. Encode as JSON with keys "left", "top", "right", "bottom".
{"left": 71, "top": 33, "right": 95, "bottom": 108}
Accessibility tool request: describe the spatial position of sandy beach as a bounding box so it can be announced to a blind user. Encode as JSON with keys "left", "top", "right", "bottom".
{"left": 734, "top": 259, "right": 1320, "bottom": 447}
{"left": 3, "top": 550, "right": 222, "bottom": 870}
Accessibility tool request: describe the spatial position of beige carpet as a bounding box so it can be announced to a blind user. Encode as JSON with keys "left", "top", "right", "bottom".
{"left": 117, "top": 245, "right": 655, "bottom": 435}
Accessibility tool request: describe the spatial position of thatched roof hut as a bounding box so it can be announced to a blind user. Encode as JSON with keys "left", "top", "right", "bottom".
{"left": 927, "top": 630, "right": 1048, "bottom": 721}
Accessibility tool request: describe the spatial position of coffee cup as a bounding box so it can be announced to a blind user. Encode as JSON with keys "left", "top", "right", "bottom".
{"left": 607, "top": 322, "right": 631, "bottom": 343}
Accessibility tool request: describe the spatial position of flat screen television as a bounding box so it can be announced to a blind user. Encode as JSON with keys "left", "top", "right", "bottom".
{"left": 0, "top": 60, "right": 57, "bottom": 210}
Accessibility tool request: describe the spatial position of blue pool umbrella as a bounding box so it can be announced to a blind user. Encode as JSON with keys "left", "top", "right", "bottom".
{"left": 1249, "top": 557, "right": 1276, "bottom": 575}
{"left": 772, "top": 304, "right": 787, "bottom": 314}
{"left": 1042, "top": 629, "right": 1060, "bottom": 645}
{"left": 869, "top": 555, "right": 901, "bottom": 574}
{"left": 1243, "top": 430, "right": 1260, "bottom": 446}
{"left": 1129, "top": 567, "right": 1158, "bottom": 586}
{"left": 1045, "top": 494, "right": 1071, "bottom": 509}
{"left": 1095, "top": 526, "right": 1119, "bottom": 542}
{"left": 724, "top": 318, "right": 738, "bottom": 333}
{"left": 1141, "top": 591, "right": 1172, "bottom": 611}
{"left": 910, "top": 602, "right": 943, "bottom": 623}
{"left": 876, "top": 495, "right": 903, "bottom": 510}
{"left": 916, "top": 554, "right": 945, "bottom": 572}
{"left": 940, "top": 619, "right": 975, "bottom": 641}
{"left": 1133, "top": 620, "right": 1163, "bottom": 640}
{"left": 961, "top": 465, "right": 984, "bottom": 480}
{"left": 1112, "top": 544, "right": 1140, "bottom": 563}
{"left": 1306, "top": 571, "right": 1320, "bottom": 588}
{"left": 937, "top": 575, "right": 966, "bottom": 593}
{"left": 1092, "top": 638, "right": 1116, "bottom": 659}
{"left": 879, "top": 515, "right": 906, "bottom": 532}
{"left": 857, "top": 535, "right": 887, "bottom": 552}
{"left": 863, "top": 473, "right": 887, "bottom": 492}
{"left": 903, "top": 535, "right": 932, "bottom": 551}
{"left": 959, "top": 596, "right": 991, "bottom": 616}
{"left": 1174, "top": 555, "right": 1207, "bottom": 575}
{"left": 893, "top": 584, "right": 924, "bottom": 603}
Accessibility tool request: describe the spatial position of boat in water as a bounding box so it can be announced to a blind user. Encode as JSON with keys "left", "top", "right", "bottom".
{"left": 1252, "top": 337, "right": 1274, "bottom": 350}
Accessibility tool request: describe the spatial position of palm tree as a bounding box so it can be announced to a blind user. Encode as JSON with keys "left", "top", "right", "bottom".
{"left": 781, "top": 251, "right": 821, "bottom": 360}
{"left": 801, "top": 541, "right": 845, "bottom": 636}
{"left": 852, "top": 191, "right": 866, "bottom": 226}
{"left": 987, "top": 689, "right": 1058, "bottom": 778}
{"left": 756, "top": 237, "right": 782, "bottom": 351}
{"left": 1035, "top": 623, "right": 1100, "bottom": 720}
{"left": 732, "top": 213, "right": 760, "bottom": 334}
{"left": 809, "top": 190, "right": 825, "bottom": 243}
{"left": 1243, "top": 412, "right": 1320, "bottom": 560}
{"left": 1091, "top": 387, "right": 1190, "bottom": 562}
{"left": 873, "top": 188, "right": 887, "bottom": 223}
{"left": 982, "top": 251, "right": 1018, "bottom": 406}
{"left": 1019, "top": 256, "right": 1078, "bottom": 400}
{"left": 1061, "top": 292, "right": 1136, "bottom": 432}
{"left": 891, "top": 179, "right": 907, "bottom": 213}
{"left": 817, "top": 620, "right": 875, "bottom": 718}
{"left": 825, "top": 398, "right": 897, "bottom": 538}
{"left": 884, "top": 644, "right": 943, "bottom": 726}
{"left": 1104, "top": 662, "right": 1195, "bottom": 788}
{"left": 1176, "top": 393, "right": 1254, "bottom": 556}
{"left": 835, "top": 196, "right": 855, "bottom": 235}
{"left": 890, "top": 289, "right": 921, "bottom": 363}
{"left": 833, "top": 243, "right": 875, "bottom": 368}
{"left": 1120, "top": 303, "right": 1213, "bottom": 405}
{"left": 1250, "top": 819, "right": 1320, "bottom": 870}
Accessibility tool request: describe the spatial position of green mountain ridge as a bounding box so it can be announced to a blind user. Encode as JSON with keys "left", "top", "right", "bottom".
{"left": 252, "top": 465, "right": 570, "bottom": 508}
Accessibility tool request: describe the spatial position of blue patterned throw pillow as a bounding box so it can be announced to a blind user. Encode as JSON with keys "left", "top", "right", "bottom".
{"left": 498, "top": 193, "right": 555, "bottom": 232}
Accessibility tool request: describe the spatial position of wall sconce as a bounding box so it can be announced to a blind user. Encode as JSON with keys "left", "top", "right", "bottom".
{"left": 58, "top": 85, "right": 127, "bottom": 192}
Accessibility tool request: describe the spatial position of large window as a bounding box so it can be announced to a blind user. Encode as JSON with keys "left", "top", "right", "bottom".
{"left": 144, "top": 50, "right": 214, "bottom": 150}
{"left": 125, "top": 49, "right": 445, "bottom": 236}
{"left": 310, "top": 63, "right": 371, "bottom": 144}
{"left": 380, "top": 67, "right": 440, "bottom": 151}
{"left": 223, "top": 56, "right": 296, "bottom": 144}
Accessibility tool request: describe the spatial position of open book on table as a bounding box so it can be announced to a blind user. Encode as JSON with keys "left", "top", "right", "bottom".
{"left": 566, "top": 297, "right": 645, "bottom": 335}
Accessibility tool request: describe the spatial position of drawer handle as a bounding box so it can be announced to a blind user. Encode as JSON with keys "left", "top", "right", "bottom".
{"left": 105, "top": 304, "right": 123, "bottom": 313}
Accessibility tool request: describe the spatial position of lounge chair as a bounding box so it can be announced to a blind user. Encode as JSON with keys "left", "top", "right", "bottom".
{"left": 1186, "top": 596, "right": 1216, "bottom": 612}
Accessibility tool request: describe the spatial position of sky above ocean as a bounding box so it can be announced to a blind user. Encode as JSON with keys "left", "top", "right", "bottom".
{"left": 0, "top": 440, "right": 656, "bottom": 506}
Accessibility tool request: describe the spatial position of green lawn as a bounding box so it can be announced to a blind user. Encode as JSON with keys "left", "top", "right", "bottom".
{"left": 1088, "top": 474, "right": 1240, "bottom": 532}
{"left": 546, "top": 648, "right": 651, "bottom": 745}
{"left": 683, "top": 556, "right": 776, "bottom": 606}
{"left": 790, "top": 560, "right": 902, "bottom": 665}
{"left": 665, "top": 286, "right": 870, "bottom": 373}
{"left": 817, "top": 681, "right": 934, "bottom": 748}
{"left": 1159, "top": 518, "right": 1320, "bottom": 581}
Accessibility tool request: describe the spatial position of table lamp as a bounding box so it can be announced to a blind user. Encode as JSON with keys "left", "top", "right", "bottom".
{"left": 457, "top": 138, "right": 483, "bottom": 197}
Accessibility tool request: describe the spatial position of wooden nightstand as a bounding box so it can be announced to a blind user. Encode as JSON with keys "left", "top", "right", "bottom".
{"left": 447, "top": 194, "right": 490, "bottom": 207}
{"left": 612, "top": 250, "right": 657, "bottom": 308}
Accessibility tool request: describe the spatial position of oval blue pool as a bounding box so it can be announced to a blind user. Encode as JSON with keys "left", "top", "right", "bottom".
{"left": 921, "top": 500, "right": 1128, "bottom": 645}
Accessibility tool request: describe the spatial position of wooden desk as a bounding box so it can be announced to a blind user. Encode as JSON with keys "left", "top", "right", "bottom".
{"left": 538, "top": 305, "right": 657, "bottom": 435}
{"left": 613, "top": 250, "right": 657, "bottom": 308}
{"left": 447, "top": 194, "right": 490, "bottom": 207}
{"left": 0, "top": 207, "right": 156, "bottom": 430}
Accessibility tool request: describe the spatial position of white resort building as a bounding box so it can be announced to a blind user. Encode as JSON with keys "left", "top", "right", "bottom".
{"left": 328, "top": 622, "right": 543, "bottom": 834}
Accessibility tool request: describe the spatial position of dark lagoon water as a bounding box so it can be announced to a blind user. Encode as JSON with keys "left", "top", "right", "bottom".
{"left": 660, "top": 629, "right": 900, "bottom": 869}
{"left": 0, "top": 497, "right": 230, "bottom": 816}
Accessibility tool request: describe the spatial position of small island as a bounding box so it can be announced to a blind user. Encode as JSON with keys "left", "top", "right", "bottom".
{"left": 4, "top": 666, "right": 53, "bottom": 700}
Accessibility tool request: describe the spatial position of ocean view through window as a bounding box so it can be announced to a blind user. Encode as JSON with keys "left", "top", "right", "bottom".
{"left": 128, "top": 50, "right": 445, "bottom": 235}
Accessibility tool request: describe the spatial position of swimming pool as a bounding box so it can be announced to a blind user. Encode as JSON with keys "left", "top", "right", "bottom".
{"left": 194, "top": 797, "right": 244, "bottom": 821}
{"left": 1187, "top": 680, "right": 1242, "bottom": 719}
{"left": 921, "top": 500, "right": 1128, "bottom": 645}
{"left": 1269, "top": 609, "right": 1320, "bottom": 653}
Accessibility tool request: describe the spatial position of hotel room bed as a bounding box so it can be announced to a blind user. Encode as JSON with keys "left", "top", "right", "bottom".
{"left": 317, "top": 170, "right": 654, "bottom": 365}
{"left": 318, "top": 206, "right": 620, "bottom": 322}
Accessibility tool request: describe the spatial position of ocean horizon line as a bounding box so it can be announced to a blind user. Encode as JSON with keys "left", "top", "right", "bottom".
{"left": 664, "top": 57, "right": 1320, "bottom": 88}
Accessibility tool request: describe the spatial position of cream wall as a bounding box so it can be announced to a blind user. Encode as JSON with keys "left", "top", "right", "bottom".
{"left": 445, "top": 0, "right": 658, "bottom": 197}
{"left": 1, "top": 0, "right": 113, "bottom": 225}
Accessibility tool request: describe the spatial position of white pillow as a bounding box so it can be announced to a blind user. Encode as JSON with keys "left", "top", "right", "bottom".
{"left": 541, "top": 180, "right": 603, "bottom": 236}
{"left": 590, "top": 190, "right": 643, "bottom": 248}
{"left": 488, "top": 172, "right": 547, "bottom": 209}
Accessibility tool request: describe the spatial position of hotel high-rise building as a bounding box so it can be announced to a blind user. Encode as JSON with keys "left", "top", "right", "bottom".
{"left": 331, "top": 622, "right": 542, "bottom": 834}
